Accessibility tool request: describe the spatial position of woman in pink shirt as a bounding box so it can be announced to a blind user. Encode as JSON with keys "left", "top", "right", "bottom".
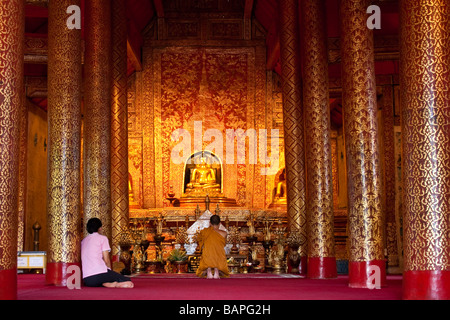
{"left": 81, "top": 218, "right": 134, "bottom": 288}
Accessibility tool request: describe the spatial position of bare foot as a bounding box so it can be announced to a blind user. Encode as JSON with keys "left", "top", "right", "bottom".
{"left": 103, "top": 282, "right": 118, "bottom": 288}
{"left": 214, "top": 268, "right": 220, "bottom": 279}
{"left": 116, "top": 281, "right": 134, "bottom": 288}
{"left": 207, "top": 268, "right": 213, "bottom": 279}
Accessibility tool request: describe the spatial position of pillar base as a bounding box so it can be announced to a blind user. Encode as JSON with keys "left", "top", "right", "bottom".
{"left": 403, "top": 270, "right": 450, "bottom": 300}
{"left": 0, "top": 268, "right": 17, "bottom": 300}
{"left": 46, "top": 262, "right": 81, "bottom": 287}
{"left": 307, "top": 257, "right": 337, "bottom": 279}
{"left": 349, "top": 260, "right": 386, "bottom": 288}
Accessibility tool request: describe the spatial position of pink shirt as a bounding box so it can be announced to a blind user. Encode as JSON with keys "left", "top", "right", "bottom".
{"left": 81, "top": 232, "right": 111, "bottom": 278}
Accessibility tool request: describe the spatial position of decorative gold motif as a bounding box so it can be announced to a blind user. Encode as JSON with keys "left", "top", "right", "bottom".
{"left": 273, "top": 168, "right": 287, "bottom": 205}
{"left": 83, "top": 0, "right": 112, "bottom": 240}
{"left": 400, "top": 0, "right": 450, "bottom": 271}
{"left": 382, "top": 85, "right": 399, "bottom": 267}
{"left": 143, "top": 46, "right": 261, "bottom": 208}
{"left": 302, "top": 0, "right": 336, "bottom": 260}
{"left": 111, "top": 0, "right": 129, "bottom": 256}
{"left": 17, "top": 78, "right": 28, "bottom": 252}
{"left": 0, "top": 0, "right": 24, "bottom": 271}
{"left": 278, "top": 0, "right": 307, "bottom": 257}
{"left": 47, "top": 0, "right": 81, "bottom": 264}
{"left": 340, "top": 0, "right": 384, "bottom": 262}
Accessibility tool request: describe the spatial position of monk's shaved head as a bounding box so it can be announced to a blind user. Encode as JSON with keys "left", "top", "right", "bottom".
{"left": 210, "top": 215, "right": 221, "bottom": 225}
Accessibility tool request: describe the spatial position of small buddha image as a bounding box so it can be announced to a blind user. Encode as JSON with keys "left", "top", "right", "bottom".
{"left": 186, "top": 156, "right": 220, "bottom": 192}
{"left": 273, "top": 168, "right": 287, "bottom": 204}
{"left": 128, "top": 172, "right": 135, "bottom": 202}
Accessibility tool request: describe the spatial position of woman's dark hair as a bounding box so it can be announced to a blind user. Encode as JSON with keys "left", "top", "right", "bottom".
{"left": 210, "top": 215, "right": 221, "bottom": 226}
{"left": 86, "top": 218, "right": 102, "bottom": 234}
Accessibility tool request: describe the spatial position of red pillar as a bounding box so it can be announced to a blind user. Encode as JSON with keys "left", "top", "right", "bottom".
{"left": 278, "top": 0, "right": 308, "bottom": 276}
{"left": 111, "top": 0, "right": 129, "bottom": 260}
{"left": 340, "top": 0, "right": 386, "bottom": 288}
{"left": 400, "top": 0, "right": 450, "bottom": 300}
{"left": 302, "top": 0, "right": 337, "bottom": 279}
{"left": 46, "top": 0, "right": 83, "bottom": 285}
{"left": 0, "top": 0, "right": 24, "bottom": 300}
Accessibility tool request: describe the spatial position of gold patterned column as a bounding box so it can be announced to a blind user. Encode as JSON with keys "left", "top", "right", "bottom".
{"left": 47, "top": 0, "right": 82, "bottom": 286}
{"left": 340, "top": 0, "right": 385, "bottom": 288}
{"left": 111, "top": 0, "right": 129, "bottom": 257}
{"left": 278, "top": 0, "right": 307, "bottom": 274}
{"left": 302, "top": 0, "right": 337, "bottom": 279}
{"left": 0, "top": 0, "right": 24, "bottom": 300}
{"left": 84, "top": 0, "right": 112, "bottom": 241}
{"left": 400, "top": 0, "right": 450, "bottom": 300}
{"left": 382, "top": 85, "right": 399, "bottom": 271}
{"left": 17, "top": 84, "right": 28, "bottom": 253}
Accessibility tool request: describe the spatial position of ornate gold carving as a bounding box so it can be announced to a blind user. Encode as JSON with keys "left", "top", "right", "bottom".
{"left": 302, "top": 0, "right": 336, "bottom": 259}
{"left": 47, "top": 0, "right": 82, "bottom": 264}
{"left": 83, "top": 0, "right": 112, "bottom": 240}
{"left": 341, "top": 0, "right": 384, "bottom": 262}
{"left": 400, "top": 0, "right": 450, "bottom": 271}
{"left": 111, "top": 0, "right": 129, "bottom": 256}
{"left": 0, "top": 0, "right": 24, "bottom": 271}
{"left": 139, "top": 15, "right": 268, "bottom": 210}
{"left": 278, "top": 0, "right": 307, "bottom": 256}
{"left": 382, "top": 85, "right": 399, "bottom": 267}
{"left": 142, "top": 47, "right": 156, "bottom": 208}
{"left": 17, "top": 86, "right": 28, "bottom": 252}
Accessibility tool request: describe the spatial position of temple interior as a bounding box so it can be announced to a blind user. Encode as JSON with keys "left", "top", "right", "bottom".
{"left": 21, "top": 0, "right": 401, "bottom": 273}
{"left": 1, "top": 0, "right": 449, "bottom": 300}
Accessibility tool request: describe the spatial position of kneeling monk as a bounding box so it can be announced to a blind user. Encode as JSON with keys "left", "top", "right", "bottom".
{"left": 196, "top": 215, "right": 229, "bottom": 279}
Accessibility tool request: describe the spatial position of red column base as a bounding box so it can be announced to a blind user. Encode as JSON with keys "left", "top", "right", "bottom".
{"left": 307, "top": 256, "right": 337, "bottom": 279}
{"left": 0, "top": 268, "right": 17, "bottom": 300}
{"left": 46, "top": 262, "right": 81, "bottom": 287}
{"left": 349, "top": 260, "right": 386, "bottom": 288}
{"left": 403, "top": 270, "right": 450, "bottom": 300}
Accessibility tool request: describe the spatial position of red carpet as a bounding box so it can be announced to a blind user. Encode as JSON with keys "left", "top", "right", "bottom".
{"left": 17, "top": 273, "right": 402, "bottom": 300}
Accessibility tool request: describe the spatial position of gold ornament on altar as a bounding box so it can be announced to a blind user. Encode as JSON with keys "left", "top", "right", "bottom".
{"left": 269, "top": 220, "right": 287, "bottom": 273}
{"left": 286, "top": 232, "right": 305, "bottom": 247}
{"left": 262, "top": 217, "right": 275, "bottom": 241}
{"left": 118, "top": 228, "right": 134, "bottom": 275}
{"left": 192, "top": 227, "right": 202, "bottom": 254}
{"left": 154, "top": 213, "right": 166, "bottom": 236}
{"left": 286, "top": 231, "right": 305, "bottom": 273}
{"left": 228, "top": 225, "right": 241, "bottom": 255}
{"left": 246, "top": 212, "right": 257, "bottom": 237}
{"left": 175, "top": 226, "right": 189, "bottom": 252}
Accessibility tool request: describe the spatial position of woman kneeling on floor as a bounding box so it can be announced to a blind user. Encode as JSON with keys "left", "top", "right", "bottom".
{"left": 81, "top": 218, "right": 134, "bottom": 288}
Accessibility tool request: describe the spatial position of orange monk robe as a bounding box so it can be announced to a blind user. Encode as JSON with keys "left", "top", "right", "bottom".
{"left": 196, "top": 226, "right": 230, "bottom": 278}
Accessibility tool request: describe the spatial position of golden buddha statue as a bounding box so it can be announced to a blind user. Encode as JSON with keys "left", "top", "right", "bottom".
{"left": 180, "top": 151, "right": 237, "bottom": 207}
{"left": 128, "top": 173, "right": 140, "bottom": 208}
{"left": 273, "top": 168, "right": 287, "bottom": 205}
{"left": 128, "top": 173, "right": 135, "bottom": 202}
{"left": 186, "top": 157, "right": 220, "bottom": 192}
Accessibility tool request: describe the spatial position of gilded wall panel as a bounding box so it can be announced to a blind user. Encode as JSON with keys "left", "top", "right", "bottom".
{"left": 139, "top": 45, "right": 270, "bottom": 209}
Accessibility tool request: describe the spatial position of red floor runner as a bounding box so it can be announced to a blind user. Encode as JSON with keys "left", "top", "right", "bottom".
{"left": 17, "top": 273, "right": 402, "bottom": 300}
